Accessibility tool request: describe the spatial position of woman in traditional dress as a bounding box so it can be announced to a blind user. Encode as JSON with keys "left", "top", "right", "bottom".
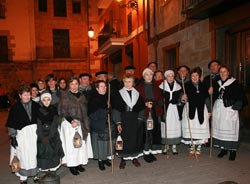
{"left": 88, "top": 80, "right": 115, "bottom": 171}
{"left": 112, "top": 75, "right": 145, "bottom": 169}
{"left": 181, "top": 67, "right": 210, "bottom": 157}
{"left": 136, "top": 68, "right": 163, "bottom": 162}
{"left": 212, "top": 65, "right": 246, "bottom": 161}
{"left": 159, "top": 70, "right": 182, "bottom": 155}
{"left": 58, "top": 76, "right": 93, "bottom": 175}
{"left": 37, "top": 91, "right": 64, "bottom": 171}
{"left": 6, "top": 85, "right": 40, "bottom": 184}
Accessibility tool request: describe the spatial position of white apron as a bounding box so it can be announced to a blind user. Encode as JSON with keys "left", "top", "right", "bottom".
{"left": 159, "top": 80, "right": 182, "bottom": 139}
{"left": 10, "top": 124, "right": 37, "bottom": 170}
{"left": 212, "top": 99, "right": 239, "bottom": 142}
{"left": 60, "top": 119, "right": 93, "bottom": 167}
{"left": 164, "top": 104, "right": 181, "bottom": 139}
{"left": 181, "top": 103, "right": 210, "bottom": 144}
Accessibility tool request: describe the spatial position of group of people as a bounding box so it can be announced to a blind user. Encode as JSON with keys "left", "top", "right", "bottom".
{"left": 5, "top": 60, "right": 247, "bottom": 184}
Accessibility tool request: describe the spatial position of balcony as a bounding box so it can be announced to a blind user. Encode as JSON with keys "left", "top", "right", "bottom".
{"left": 97, "top": 20, "right": 126, "bottom": 55}
{"left": 182, "top": 0, "right": 250, "bottom": 19}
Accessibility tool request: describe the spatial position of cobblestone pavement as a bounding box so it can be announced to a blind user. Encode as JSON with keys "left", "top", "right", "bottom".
{"left": 1, "top": 110, "right": 250, "bottom": 184}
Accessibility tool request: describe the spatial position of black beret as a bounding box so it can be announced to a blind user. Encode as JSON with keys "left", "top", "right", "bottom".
{"left": 176, "top": 65, "right": 190, "bottom": 71}
{"left": 79, "top": 73, "right": 92, "bottom": 79}
{"left": 207, "top": 60, "right": 221, "bottom": 69}
{"left": 95, "top": 71, "right": 108, "bottom": 77}
{"left": 124, "top": 65, "right": 136, "bottom": 70}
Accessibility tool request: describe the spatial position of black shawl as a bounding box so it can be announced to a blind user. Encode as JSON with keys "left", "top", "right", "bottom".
{"left": 185, "top": 81, "right": 209, "bottom": 124}
{"left": 6, "top": 101, "right": 40, "bottom": 130}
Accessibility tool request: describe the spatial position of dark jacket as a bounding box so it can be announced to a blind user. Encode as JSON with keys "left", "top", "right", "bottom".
{"left": 185, "top": 81, "right": 209, "bottom": 124}
{"left": 58, "top": 90, "right": 90, "bottom": 140}
{"left": 6, "top": 101, "right": 40, "bottom": 130}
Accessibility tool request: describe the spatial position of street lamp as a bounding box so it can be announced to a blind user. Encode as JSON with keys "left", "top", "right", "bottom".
{"left": 116, "top": 0, "right": 138, "bottom": 14}
{"left": 88, "top": 26, "right": 94, "bottom": 38}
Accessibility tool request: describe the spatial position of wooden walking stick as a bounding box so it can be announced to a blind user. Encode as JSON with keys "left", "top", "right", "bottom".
{"left": 209, "top": 73, "right": 213, "bottom": 158}
{"left": 181, "top": 76, "right": 198, "bottom": 161}
{"left": 107, "top": 83, "right": 114, "bottom": 173}
{"left": 163, "top": 80, "right": 169, "bottom": 159}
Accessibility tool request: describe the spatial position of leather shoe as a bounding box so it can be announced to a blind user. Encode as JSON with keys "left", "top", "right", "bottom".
{"left": 229, "top": 151, "right": 236, "bottom": 161}
{"left": 69, "top": 167, "right": 79, "bottom": 175}
{"left": 217, "top": 149, "right": 228, "bottom": 158}
{"left": 103, "top": 160, "right": 111, "bottom": 167}
{"left": 77, "top": 165, "right": 85, "bottom": 172}
{"left": 33, "top": 176, "right": 39, "bottom": 183}
{"left": 20, "top": 181, "right": 27, "bottom": 184}
{"left": 132, "top": 159, "right": 141, "bottom": 167}
{"left": 143, "top": 154, "right": 152, "bottom": 163}
{"left": 98, "top": 161, "right": 106, "bottom": 171}
{"left": 119, "top": 159, "right": 126, "bottom": 169}
{"left": 149, "top": 154, "right": 157, "bottom": 161}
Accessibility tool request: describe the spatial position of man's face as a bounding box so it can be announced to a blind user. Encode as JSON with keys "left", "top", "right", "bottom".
{"left": 47, "top": 79, "right": 56, "bottom": 90}
{"left": 80, "top": 76, "right": 90, "bottom": 87}
{"left": 178, "top": 67, "right": 189, "bottom": 79}
{"left": 210, "top": 62, "right": 220, "bottom": 74}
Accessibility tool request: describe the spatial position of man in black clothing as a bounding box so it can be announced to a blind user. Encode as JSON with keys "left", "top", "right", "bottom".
{"left": 203, "top": 60, "right": 221, "bottom": 147}
{"left": 79, "top": 73, "right": 93, "bottom": 100}
{"left": 203, "top": 60, "right": 221, "bottom": 105}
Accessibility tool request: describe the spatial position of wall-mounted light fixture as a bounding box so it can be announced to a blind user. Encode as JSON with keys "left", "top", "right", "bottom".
{"left": 116, "top": 0, "right": 138, "bottom": 14}
{"left": 88, "top": 26, "right": 94, "bottom": 38}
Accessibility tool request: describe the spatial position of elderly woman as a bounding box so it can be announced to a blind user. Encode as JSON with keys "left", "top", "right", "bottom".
{"left": 58, "top": 76, "right": 93, "bottom": 175}
{"left": 112, "top": 74, "right": 145, "bottom": 169}
{"left": 212, "top": 65, "right": 246, "bottom": 161}
{"left": 6, "top": 85, "right": 40, "bottom": 184}
{"left": 136, "top": 68, "right": 163, "bottom": 162}
{"left": 181, "top": 67, "right": 210, "bottom": 157}
{"left": 88, "top": 80, "right": 115, "bottom": 171}
{"left": 159, "top": 70, "right": 182, "bottom": 155}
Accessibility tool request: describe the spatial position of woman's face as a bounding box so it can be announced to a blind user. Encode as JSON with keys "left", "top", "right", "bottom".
{"left": 96, "top": 82, "right": 107, "bottom": 95}
{"left": 37, "top": 81, "right": 45, "bottom": 90}
{"left": 220, "top": 67, "right": 230, "bottom": 81}
{"left": 123, "top": 78, "right": 134, "bottom": 89}
{"left": 144, "top": 72, "right": 153, "bottom": 83}
{"left": 69, "top": 79, "right": 79, "bottom": 93}
{"left": 59, "top": 79, "right": 67, "bottom": 90}
{"left": 42, "top": 97, "right": 51, "bottom": 107}
{"left": 191, "top": 72, "right": 200, "bottom": 83}
{"left": 166, "top": 74, "right": 174, "bottom": 83}
{"left": 31, "top": 87, "right": 39, "bottom": 98}
{"left": 19, "top": 91, "right": 31, "bottom": 103}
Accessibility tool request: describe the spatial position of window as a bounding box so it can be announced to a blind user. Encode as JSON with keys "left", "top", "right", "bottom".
{"left": 54, "top": 0, "right": 67, "bottom": 17}
{"left": 38, "top": 0, "right": 47, "bottom": 12}
{"left": 128, "top": 13, "right": 132, "bottom": 35}
{"left": 72, "top": 1, "right": 81, "bottom": 14}
{"left": 53, "top": 29, "right": 70, "bottom": 58}
{"left": 0, "top": 3, "right": 6, "bottom": 19}
{"left": 0, "top": 36, "right": 8, "bottom": 62}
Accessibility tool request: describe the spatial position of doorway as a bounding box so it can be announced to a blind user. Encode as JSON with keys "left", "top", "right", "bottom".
{"left": 162, "top": 43, "right": 180, "bottom": 71}
{"left": 225, "top": 28, "right": 250, "bottom": 139}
